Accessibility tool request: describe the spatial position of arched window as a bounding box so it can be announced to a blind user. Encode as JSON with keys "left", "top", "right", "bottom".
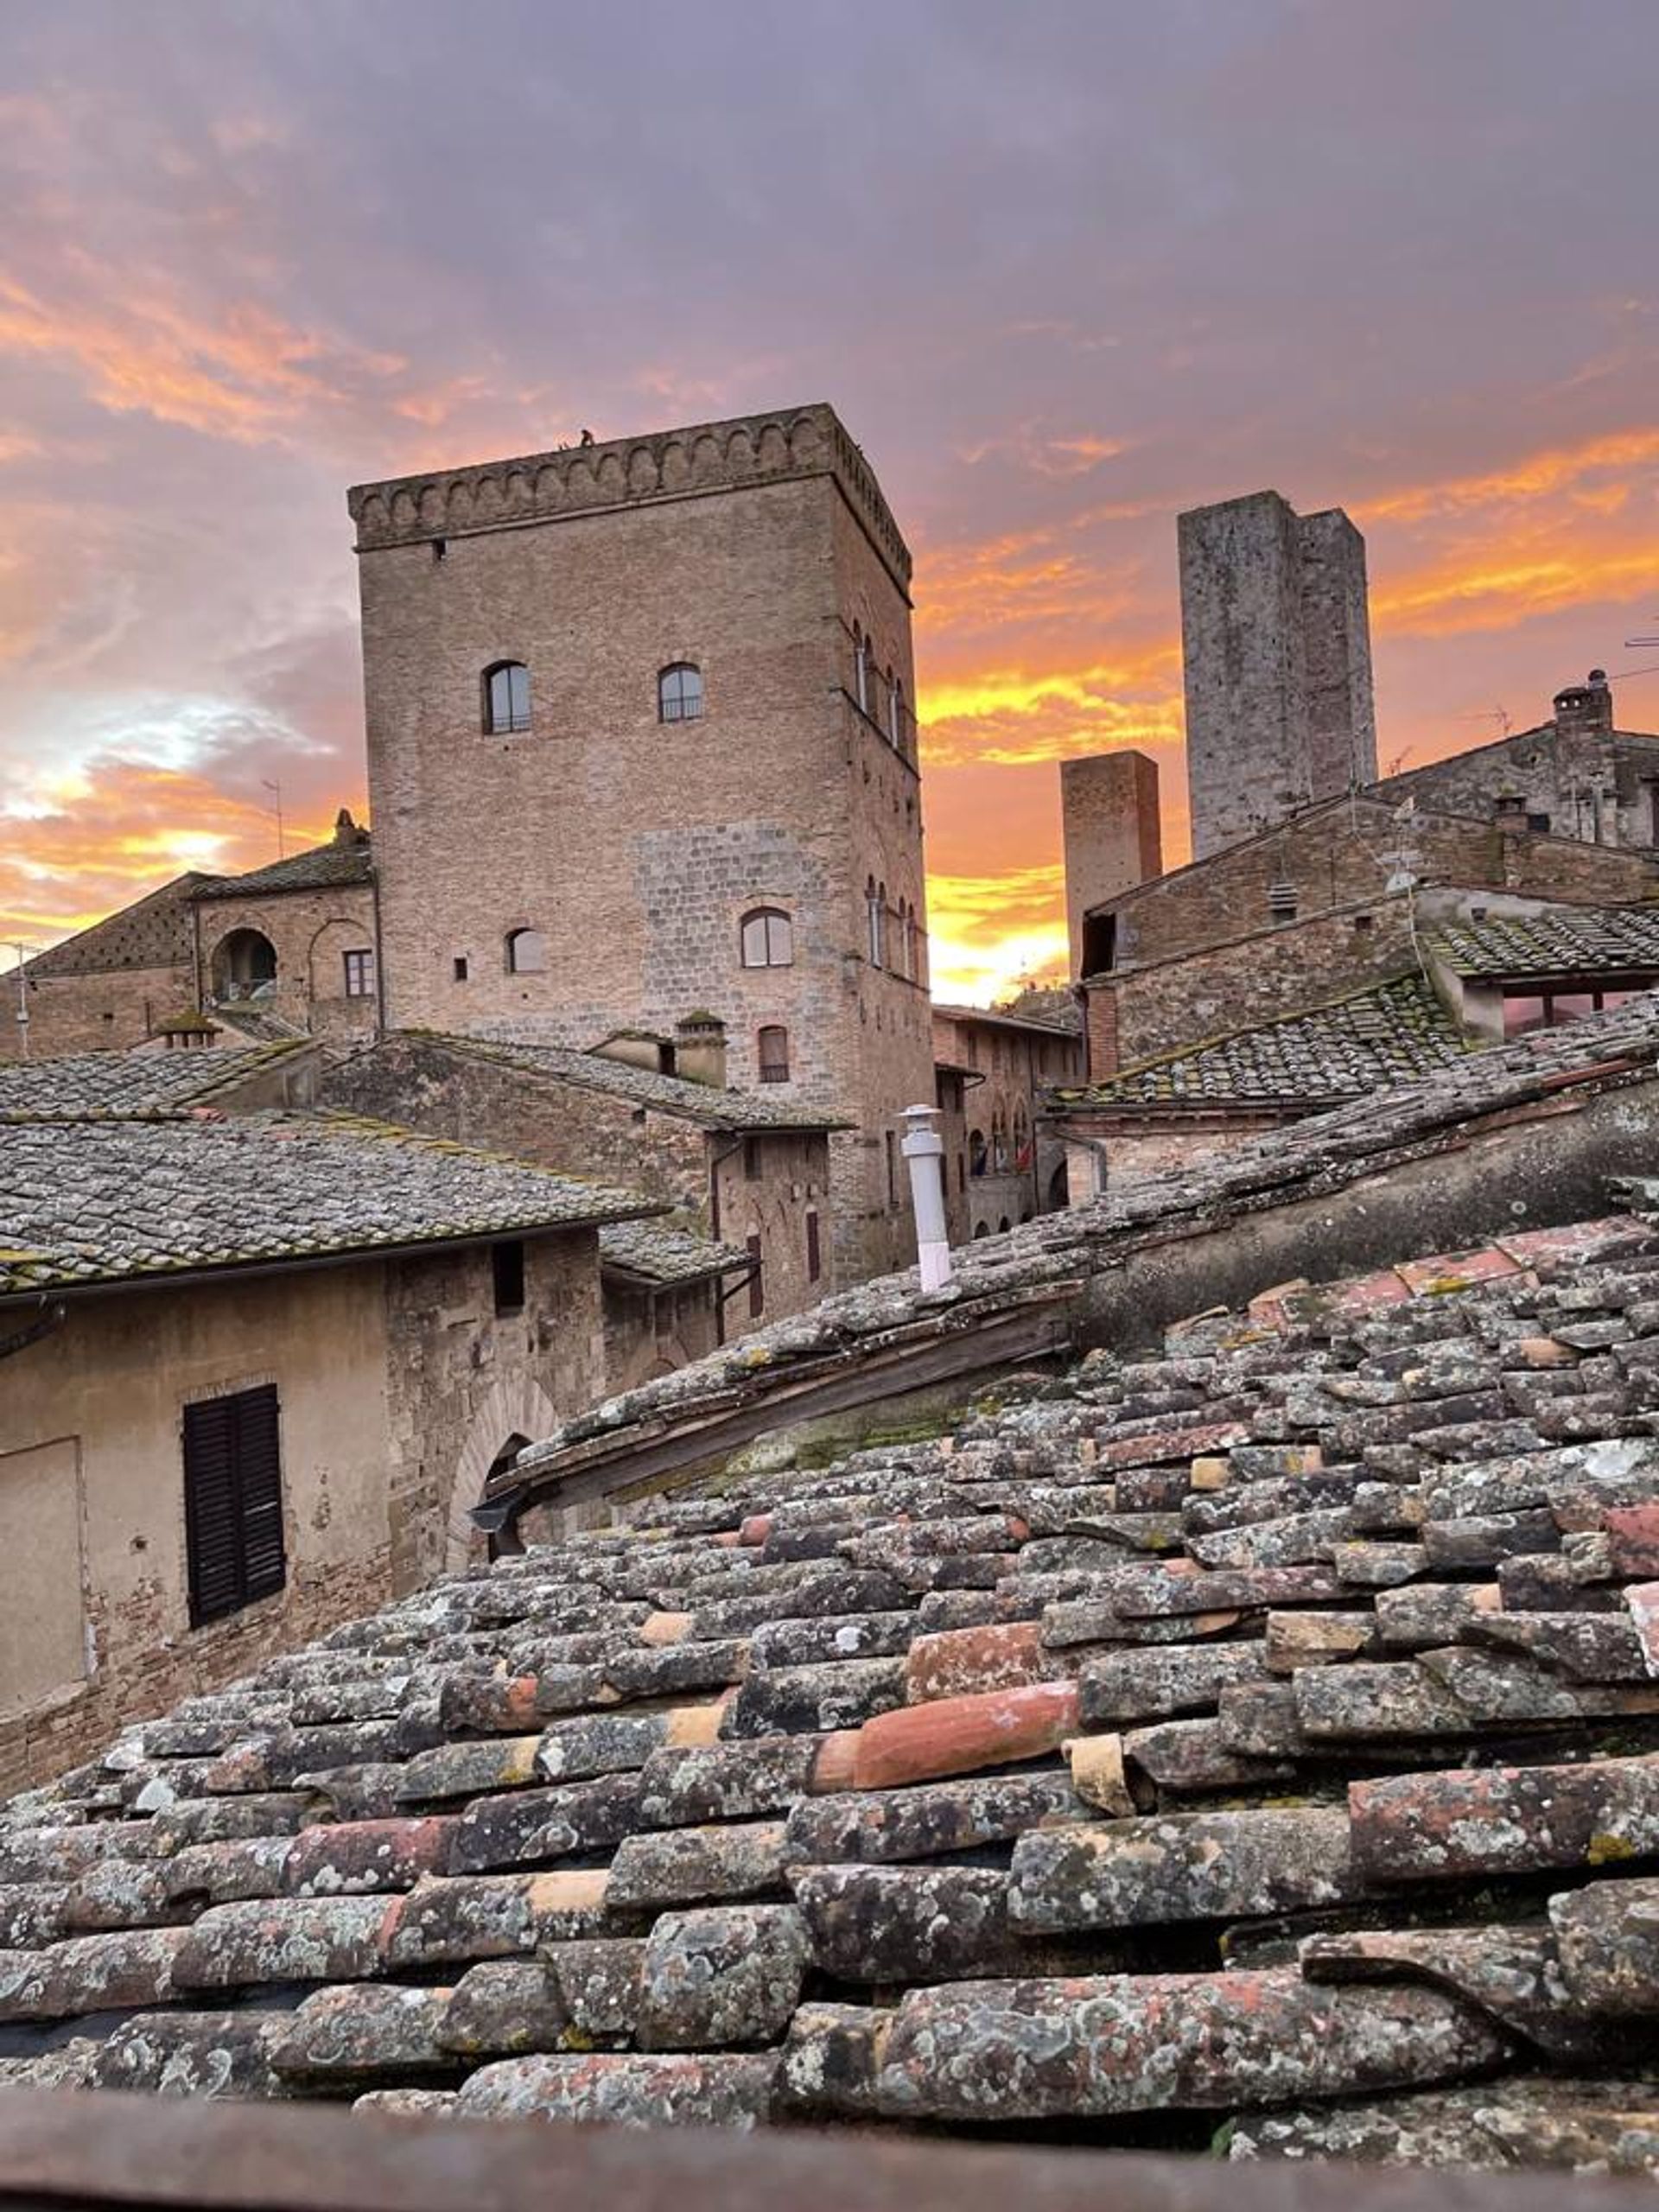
{"left": 969, "top": 1128, "right": 988, "bottom": 1179}
{"left": 505, "top": 927, "right": 546, "bottom": 974}
{"left": 757, "top": 1024, "right": 790, "bottom": 1083}
{"left": 891, "top": 676, "right": 906, "bottom": 751}
{"left": 866, "top": 877, "right": 886, "bottom": 968}
{"left": 658, "top": 663, "right": 703, "bottom": 723}
{"left": 740, "top": 907, "right": 793, "bottom": 968}
{"left": 484, "top": 660, "right": 531, "bottom": 734}
{"left": 854, "top": 627, "right": 871, "bottom": 715}
{"left": 896, "top": 899, "right": 914, "bottom": 980}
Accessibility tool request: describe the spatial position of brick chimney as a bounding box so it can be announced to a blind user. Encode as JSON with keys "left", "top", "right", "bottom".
{"left": 675, "top": 1011, "right": 728, "bottom": 1089}
{"left": 1552, "top": 669, "right": 1614, "bottom": 739}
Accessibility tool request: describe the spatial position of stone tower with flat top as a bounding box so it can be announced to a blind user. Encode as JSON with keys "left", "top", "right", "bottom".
{"left": 350, "top": 404, "right": 932, "bottom": 1282}
{"left": 1179, "top": 489, "right": 1376, "bottom": 861}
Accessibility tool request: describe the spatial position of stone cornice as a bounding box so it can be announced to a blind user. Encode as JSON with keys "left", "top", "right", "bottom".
{"left": 347, "top": 403, "right": 911, "bottom": 589}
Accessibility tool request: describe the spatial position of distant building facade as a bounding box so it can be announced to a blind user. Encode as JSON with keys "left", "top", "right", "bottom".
{"left": 348, "top": 405, "right": 933, "bottom": 1283}
{"left": 2, "top": 813, "right": 377, "bottom": 1063}
{"left": 930, "top": 1003, "right": 1084, "bottom": 1236}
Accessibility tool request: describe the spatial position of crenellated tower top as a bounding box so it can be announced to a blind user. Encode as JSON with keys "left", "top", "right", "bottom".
{"left": 348, "top": 402, "right": 911, "bottom": 593}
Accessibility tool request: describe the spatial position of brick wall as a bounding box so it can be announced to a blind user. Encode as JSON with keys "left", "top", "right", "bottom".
{"left": 194, "top": 883, "right": 377, "bottom": 1043}
{"left": 0, "top": 961, "right": 194, "bottom": 1063}
{"left": 383, "top": 1232, "right": 606, "bottom": 1590}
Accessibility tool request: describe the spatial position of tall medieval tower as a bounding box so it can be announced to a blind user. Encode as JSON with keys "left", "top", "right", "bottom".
{"left": 1178, "top": 490, "right": 1376, "bottom": 860}
{"left": 349, "top": 404, "right": 932, "bottom": 1281}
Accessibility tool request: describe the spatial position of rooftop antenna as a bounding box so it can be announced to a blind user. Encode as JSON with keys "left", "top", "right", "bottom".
{"left": 261, "top": 778, "right": 285, "bottom": 860}
{"left": 1454, "top": 705, "right": 1512, "bottom": 737}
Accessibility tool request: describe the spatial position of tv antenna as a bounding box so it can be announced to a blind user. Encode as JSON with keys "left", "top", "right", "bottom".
{"left": 1454, "top": 705, "right": 1512, "bottom": 736}
{"left": 261, "top": 778, "right": 285, "bottom": 860}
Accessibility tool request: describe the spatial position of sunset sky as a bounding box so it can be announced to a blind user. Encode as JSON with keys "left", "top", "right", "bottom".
{"left": 1, "top": 1, "right": 1656, "bottom": 1003}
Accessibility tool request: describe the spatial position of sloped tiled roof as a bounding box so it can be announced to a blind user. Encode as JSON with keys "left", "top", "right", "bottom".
{"left": 0, "top": 1044, "right": 309, "bottom": 1123}
{"left": 0, "top": 1114, "right": 656, "bottom": 1296}
{"left": 10, "top": 1217, "right": 1659, "bottom": 2170}
{"left": 22, "top": 875, "right": 207, "bottom": 980}
{"left": 192, "top": 833, "right": 372, "bottom": 900}
{"left": 1428, "top": 905, "right": 1659, "bottom": 981}
{"left": 599, "top": 1221, "right": 750, "bottom": 1287}
{"left": 428, "top": 1031, "right": 854, "bottom": 1133}
{"left": 1055, "top": 975, "right": 1470, "bottom": 1110}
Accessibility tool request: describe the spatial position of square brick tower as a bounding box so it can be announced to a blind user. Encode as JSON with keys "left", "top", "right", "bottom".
{"left": 1179, "top": 490, "right": 1376, "bottom": 860}
{"left": 349, "top": 404, "right": 932, "bottom": 1281}
{"left": 1060, "top": 751, "right": 1163, "bottom": 976}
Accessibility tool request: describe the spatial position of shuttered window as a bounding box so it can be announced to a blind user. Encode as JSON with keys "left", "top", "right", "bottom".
{"left": 182, "top": 1385, "right": 286, "bottom": 1627}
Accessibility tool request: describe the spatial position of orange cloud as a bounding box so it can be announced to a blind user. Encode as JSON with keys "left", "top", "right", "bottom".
{"left": 0, "top": 763, "right": 356, "bottom": 952}
{"left": 927, "top": 867, "right": 1070, "bottom": 1005}
{"left": 1368, "top": 426, "right": 1659, "bottom": 524}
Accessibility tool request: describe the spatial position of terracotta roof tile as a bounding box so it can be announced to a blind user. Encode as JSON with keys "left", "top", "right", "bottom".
{"left": 16, "top": 1216, "right": 1659, "bottom": 2163}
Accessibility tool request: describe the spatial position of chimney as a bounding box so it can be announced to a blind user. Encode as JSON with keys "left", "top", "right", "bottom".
{"left": 334, "top": 807, "right": 369, "bottom": 848}
{"left": 1553, "top": 669, "right": 1614, "bottom": 739}
{"left": 675, "top": 1011, "right": 728, "bottom": 1089}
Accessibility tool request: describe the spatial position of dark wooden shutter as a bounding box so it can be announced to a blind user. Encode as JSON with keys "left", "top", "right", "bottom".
{"left": 183, "top": 1385, "right": 285, "bottom": 1627}
{"left": 235, "top": 1387, "right": 287, "bottom": 1605}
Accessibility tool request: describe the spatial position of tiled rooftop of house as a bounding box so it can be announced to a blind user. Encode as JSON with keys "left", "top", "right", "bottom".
{"left": 0, "top": 1045, "right": 308, "bottom": 1122}
{"left": 11, "top": 1210, "right": 1659, "bottom": 2171}
{"left": 435, "top": 1030, "right": 855, "bottom": 1131}
{"left": 192, "top": 818, "right": 374, "bottom": 899}
{"left": 0, "top": 1114, "right": 656, "bottom": 1296}
{"left": 1427, "top": 904, "right": 1659, "bottom": 981}
{"left": 1055, "top": 975, "right": 1470, "bottom": 1110}
{"left": 22, "top": 875, "right": 207, "bottom": 980}
{"left": 599, "top": 1221, "right": 751, "bottom": 1287}
{"left": 497, "top": 988, "right": 1659, "bottom": 1517}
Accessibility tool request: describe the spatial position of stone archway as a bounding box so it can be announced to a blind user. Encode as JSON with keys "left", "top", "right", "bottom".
{"left": 211, "top": 927, "right": 277, "bottom": 1001}
{"left": 444, "top": 1376, "right": 562, "bottom": 1571}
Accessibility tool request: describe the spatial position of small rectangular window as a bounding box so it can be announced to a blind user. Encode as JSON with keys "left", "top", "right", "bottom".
{"left": 343, "top": 949, "right": 376, "bottom": 998}
{"left": 806, "top": 1208, "right": 822, "bottom": 1283}
{"left": 454, "top": 956, "right": 469, "bottom": 982}
{"left": 743, "top": 1136, "right": 762, "bottom": 1181}
{"left": 492, "top": 1240, "right": 526, "bottom": 1316}
{"left": 886, "top": 1129, "right": 898, "bottom": 1210}
{"left": 746, "top": 1233, "right": 764, "bottom": 1319}
{"left": 1527, "top": 810, "right": 1551, "bottom": 833}
{"left": 183, "top": 1386, "right": 286, "bottom": 1629}
{"left": 757, "top": 1025, "right": 790, "bottom": 1083}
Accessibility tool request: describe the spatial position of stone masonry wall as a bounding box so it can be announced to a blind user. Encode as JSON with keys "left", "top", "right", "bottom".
{"left": 1098, "top": 798, "right": 1659, "bottom": 978}
{"left": 1098, "top": 899, "right": 1419, "bottom": 1072}
{"left": 383, "top": 1230, "right": 606, "bottom": 1591}
{"left": 1061, "top": 752, "right": 1163, "bottom": 976}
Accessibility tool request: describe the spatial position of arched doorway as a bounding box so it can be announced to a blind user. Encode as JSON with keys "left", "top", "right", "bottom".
{"left": 212, "top": 928, "right": 277, "bottom": 1001}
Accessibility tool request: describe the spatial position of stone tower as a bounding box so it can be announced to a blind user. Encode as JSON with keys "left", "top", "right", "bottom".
{"left": 1178, "top": 490, "right": 1376, "bottom": 861}
{"left": 350, "top": 404, "right": 932, "bottom": 1281}
{"left": 1060, "top": 751, "right": 1163, "bottom": 977}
